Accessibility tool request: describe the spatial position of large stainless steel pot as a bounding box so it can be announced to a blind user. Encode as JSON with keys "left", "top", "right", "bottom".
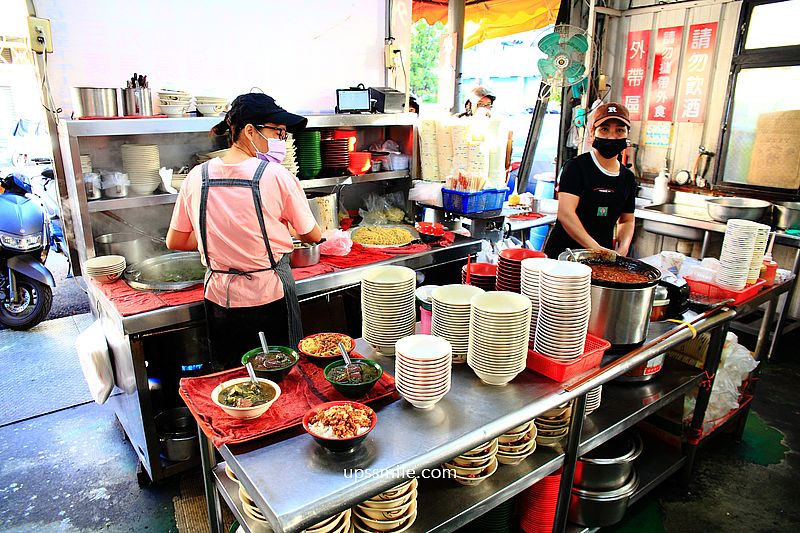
{"left": 575, "top": 431, "right": 642, "bottom": 491}
{"left": 559, "top": 249, "right": 661, "bottom": 346}
{"left": 95, "top": 232, "right": 165, "bottom": 265}
{"left": 154, "top": 407, "right": 198, "bottom": 462}
{"left": 72, "top": 87, "right": 120, "bottom": 117}
{"left": 774, "top": 202, "right": 800, "bottom": 230}
{"left": 569, "top": 471, "right": 639, "bottom": 527}
{"left": 706, "top": 197, "right": 771, "bottom": 223}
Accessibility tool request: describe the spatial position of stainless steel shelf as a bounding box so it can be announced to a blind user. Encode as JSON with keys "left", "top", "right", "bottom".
{"left": 411, "top": 448, "right": 563, "bottom": 533}
{"left": 86, "top": 192, "right": 179, "bottom": 212}
{"left": 65, "top": 113, "right": 416, "bottom": 137}
{"left": 300, "top": 170, "right": 409, "bottom": 189}
{"left": 214, "top": 464, "right": 273, "bottom": 533}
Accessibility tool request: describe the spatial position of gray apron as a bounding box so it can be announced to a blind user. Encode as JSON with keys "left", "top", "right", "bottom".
{"left": 197, "top": 160, "right": 303, "bottom": 346}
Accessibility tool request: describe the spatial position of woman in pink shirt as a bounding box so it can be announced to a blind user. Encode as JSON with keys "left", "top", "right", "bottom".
{"left": 167, "top": 93, "right": 322, "bottom": 369}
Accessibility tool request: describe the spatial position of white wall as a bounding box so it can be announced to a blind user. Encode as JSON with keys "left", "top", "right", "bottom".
{"left": 32, "top": 0, "right": 411, "bottom": 116}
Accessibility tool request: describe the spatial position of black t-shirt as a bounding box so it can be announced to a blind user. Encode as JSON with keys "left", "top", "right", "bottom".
{"left": 544, "top": 152, "right": 637, "bottom": 258}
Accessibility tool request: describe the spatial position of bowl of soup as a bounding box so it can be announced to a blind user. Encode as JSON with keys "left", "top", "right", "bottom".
{"left": 324, "top": 359, "right": 383, "bottom": 398}
{"left": 241, "top": 346, "right": 299, "bottom": 382}
{"left": 211, "top": 377, "right": 282, "bottom": 419}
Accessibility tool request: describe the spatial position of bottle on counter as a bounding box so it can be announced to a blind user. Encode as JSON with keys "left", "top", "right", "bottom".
{"left": 653, "top": 168, "right": 670, "bottom": 205}
{"left": 762, "top": 254, "right": 778, "bottom": 286}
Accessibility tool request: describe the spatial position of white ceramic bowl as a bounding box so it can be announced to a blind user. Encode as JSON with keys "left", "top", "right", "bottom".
{"left": 211, "top": 377, "right": 281, "bottom": 419}
{"left": 196, "top": 103, "right": 226, "bottom": 115}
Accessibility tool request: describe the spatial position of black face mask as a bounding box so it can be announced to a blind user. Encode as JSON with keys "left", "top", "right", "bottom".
{"left": 592, "top": 137, "right": 628, "bottom": 159}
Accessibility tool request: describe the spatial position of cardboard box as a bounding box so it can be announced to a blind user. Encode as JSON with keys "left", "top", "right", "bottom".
{"left": 747, "top": 110, "right": 800, "bottom": 189}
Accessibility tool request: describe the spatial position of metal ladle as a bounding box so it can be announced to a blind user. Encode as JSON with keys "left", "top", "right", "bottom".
{"left": 565, "top": 248, "right": 577, "bottom": 261}
{"left": 338, "top": 341, "right": 355, "bottom": 381}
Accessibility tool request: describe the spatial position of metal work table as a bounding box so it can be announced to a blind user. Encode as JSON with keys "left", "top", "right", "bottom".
{"left": 200, "top": 306, "right": 736, "bottom": 533}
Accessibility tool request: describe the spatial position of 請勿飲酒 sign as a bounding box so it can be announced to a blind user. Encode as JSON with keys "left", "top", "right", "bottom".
{"left": 648, "top": 26, "right": 684, "bottom": 121}
{"left": 677, "top": 22, "right": 718, "bottom": 122}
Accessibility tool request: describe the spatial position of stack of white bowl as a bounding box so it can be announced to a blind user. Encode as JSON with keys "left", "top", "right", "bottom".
{"left": 749, "top": 223, "right": 771, "bottom": 284}
{"left": 158, "top": 89, "right": 192, "bottom": 118}
{"left": 717, "top": 219, "right": 765, "bottom": 290}
{"left": 281, "top": 133, "right": 299, "bottom": 175}
{"left": 443, "top": 438, "right": 499, "bottom": 486}
{"left": 585, "top": 386, "right": 603, "bottom": 416}
{"left": 195, "top": 95, "right": 228, "bottom": 116}
{"left": 497, "top": 419, "right": 537, "bottom": 465}
{"left": 361, "top": 266, "right": 416, "bottom": 354}
{"left": 533, "top": 261, "right": 592, "bottom": 360}
{"left": 122, "top": 144, "right": 162, "bottom": 194}
{"left": 353, "top": 478, "right": 418, "bottom": 533}
{"left": 84, "top": 255, "right": 126, "bottom": 284}
{"left": 171, "top": 172, "right": 188, "bottom": 191}
{"left": 395, "top": 335, "right": 452, "bottom": 409}
{"left": 535, "top": 403, "right": 571, "bottom": 447}
{"left": 431, "top": 284, "right": 484, "bottom": 363}
{"left": 80, "top": 154, "right": 92, "bottom": 174}
{"left": 520, "top": 257, "right": 558, "bottom": 345}
{"left": 467, "top": 292, "right": 532, "bottom": 386}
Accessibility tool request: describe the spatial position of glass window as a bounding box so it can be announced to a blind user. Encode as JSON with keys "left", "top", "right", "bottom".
{"left": 722, "top": 66, "right": 800, "bottom": 187}
{"left": 745, "top": 0, "right": 800, "bottom": 49}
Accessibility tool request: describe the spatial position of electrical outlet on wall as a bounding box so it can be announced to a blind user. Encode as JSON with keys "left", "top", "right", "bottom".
{"left": 27, "top": 16, "right": 53, "bottom": 53}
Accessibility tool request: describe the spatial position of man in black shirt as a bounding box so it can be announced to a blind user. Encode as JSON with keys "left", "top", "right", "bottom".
{"left": 544, "top": 102, "right": 637, "bottom": 258}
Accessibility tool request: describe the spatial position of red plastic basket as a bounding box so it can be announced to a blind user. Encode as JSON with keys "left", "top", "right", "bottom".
{"left": 526, "top": 334, "right": 611, "bottom": 382}
{"left": 683, "top": 276, "right": 765, "bottom": 305}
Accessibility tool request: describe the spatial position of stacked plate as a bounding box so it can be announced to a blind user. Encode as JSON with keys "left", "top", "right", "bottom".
{"left": 535, "top": 403, "right": 571, "bottom": 447}
{"left": 158, "top": 89, "right": 192, "bottom": 117}
{"left": 467, "top": 292, "right": 532, "bottom": 386}
{"left": 443, "top": 438, "right": 499, "bottom": 486}
{"left": 585, "top": 386, "right": 603, "bottom": 416}
{"left": 321, "top": 138, "right": 350, "bottom": 169}
{"left": 718, "top": 219, "right": 761, "bottom": 290}
{"left": 496, "top": 249, "right": 547, "bottom": 293}
{"left": 171, "top": 172, "right": 188, "bottom": 191}
{"left": 295, "top": 131, "right": 322, "bottom": 179}
{"left": 80, "top": 154, "right": 92, "bottom": 174}
{"left": 361, "top": 266, "right": 416, "bottom": 354}
{"left": 353, "top": 478, "right": 418, "bottom": 533}
{"left": 533, "top": 261, "right": 592, "bottom": 360}
{"left": 431, "top": 284, "right": 485, "bottom": 363}
{"left": 518, "top": 471, "right": 562, "bottom": 533}
{"left": 85, "top": 255, "right": 126, "bottom": 284}
{"left": 749, "top": 223, "right": 771, "bottom": 283}
{"left": 395, "top": 335, "right": 452, "bottom": 409}
{"left": 520, "top": 257, "right": 558, "bottom": 344}
{"left": 462, "top": 262, "right": 497, "bottom": 291}
{"left": 122, "top": 144, "right": 161, "bottom": 194}
{"left": 497, "top": 419, "right": 537, "bottom": 465}
{"left": 195, "top": 95, "right": 228, "bottom": 117}
{"left": 468, "top": 497, "right": 515, "bottom": 533}
{"left": 281, "top": 133, "right": 299, "bottom": 175}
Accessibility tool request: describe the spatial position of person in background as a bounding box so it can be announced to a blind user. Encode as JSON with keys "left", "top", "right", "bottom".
{"left": 543, "top": 102, "right": 637, "bottom": 258}
{"left": 166, "top": 93, "right": 322, "bottom": 370}
{"left": 459, "top": 86, "right": 496, "bottom": 118}
{"left": 408, "top": 95, "right": 419, "bottom": 115}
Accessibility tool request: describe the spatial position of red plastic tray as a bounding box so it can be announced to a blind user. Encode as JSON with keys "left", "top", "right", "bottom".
{"left": 526, "top": 334, "right": 611, "bottom": 382}
{"left": 683, "top": 276, "right": 765, "bottom": 305}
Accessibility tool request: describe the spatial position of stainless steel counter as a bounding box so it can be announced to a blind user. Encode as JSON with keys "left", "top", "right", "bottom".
{"left": 214, "top": 307, "right": 735, "bottom": 533}
{"left": 87, "top": 235, "right": 482, "bottom": 336}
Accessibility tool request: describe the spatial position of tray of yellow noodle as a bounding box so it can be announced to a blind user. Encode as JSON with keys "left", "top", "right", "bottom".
{"left": 349, "top": 225, "right": 420, "bottom": 248}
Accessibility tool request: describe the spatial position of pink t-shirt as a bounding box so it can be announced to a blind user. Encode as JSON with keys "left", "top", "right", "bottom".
{"left": 169, "top": 158, "right": 317, "bottom": 308}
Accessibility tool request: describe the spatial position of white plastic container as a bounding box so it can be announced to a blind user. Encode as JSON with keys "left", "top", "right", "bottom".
{"left": 652, "top": 168, "right": 670, "bottom": 205}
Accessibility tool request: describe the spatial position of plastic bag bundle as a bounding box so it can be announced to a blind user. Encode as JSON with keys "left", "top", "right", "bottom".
{"left": 75, "top": 319, "right": 114, "bottom": 405}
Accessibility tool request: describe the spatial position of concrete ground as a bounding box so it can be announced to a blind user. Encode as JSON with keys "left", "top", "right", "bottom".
{"left": 0, "top": 307, "right": 798, "bottom": 532}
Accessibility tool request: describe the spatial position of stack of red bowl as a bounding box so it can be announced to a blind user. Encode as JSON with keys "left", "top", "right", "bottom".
{"left": 416, "top": 222, "right": 445, "bottom": 243}
{"left": 348, "top": 151, "right": 372, "bottom": 175}
{"left": 496, "top": 249, "right": 547, "bottom": 293}
{"left": 461, "top": 262, "right": 497, "bottom": 291}
{"left": 518, "top": 470, "right": 561, "bottom": 533}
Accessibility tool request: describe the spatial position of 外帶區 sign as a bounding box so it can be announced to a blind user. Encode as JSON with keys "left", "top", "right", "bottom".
{"left": 621, "top": 29, "right": 651, "bottom": 121}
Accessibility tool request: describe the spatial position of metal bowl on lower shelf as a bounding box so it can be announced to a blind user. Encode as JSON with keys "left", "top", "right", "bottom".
{"left": 706, "top": 197, "right": 771, "bottom": 223}
{"left": 574, "top": 431, "right": 642, "bottom": 491}
{"left": 569, "top": 470, "right": 639, "bottom": 527}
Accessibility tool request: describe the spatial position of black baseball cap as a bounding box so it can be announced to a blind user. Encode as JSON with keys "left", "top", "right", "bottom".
{"left": 213, "top": 93, "right": 308, "bottom": 138}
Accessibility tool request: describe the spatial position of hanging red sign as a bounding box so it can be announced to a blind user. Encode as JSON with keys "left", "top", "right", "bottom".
{"left": 647, "top": 26, "right": 684, "bottom": 121}
{"left": 677, "top": 22, "right": 718, "bottom": 123}
{"left": 620, "top": 29, "right": 651, "bottom": 121}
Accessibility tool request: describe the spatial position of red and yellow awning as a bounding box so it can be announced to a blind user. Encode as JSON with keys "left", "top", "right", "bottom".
{"left": 413, "top": 0, "right": 561, "bottom": 48}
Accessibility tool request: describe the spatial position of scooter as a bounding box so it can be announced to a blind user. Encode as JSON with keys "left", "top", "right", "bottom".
{"left": 0, "top": 172, "right": 55, "bottom": 329}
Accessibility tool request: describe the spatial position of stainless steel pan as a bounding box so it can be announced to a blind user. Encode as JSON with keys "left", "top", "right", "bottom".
{"left": 124, "top": 252, "right": 206, "bottom": 291}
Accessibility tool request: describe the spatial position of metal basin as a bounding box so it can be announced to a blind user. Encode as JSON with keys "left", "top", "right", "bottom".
{"left": 640, "top": 204, "right": 710, "bottom": 241}
{"left": 706, "top": 197, "right": 771, "bottom": 223}
{"left": 774, "top": 202, "right": 800, "bottom": 230}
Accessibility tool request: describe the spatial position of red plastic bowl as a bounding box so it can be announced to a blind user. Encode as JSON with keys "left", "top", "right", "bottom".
{"left": 416, "top": 222, "right": 445, "bottom": 236}
{"left": 463, "top": 263, "right": 498, "bottom": 277}
{"left": 302, "top": 401, "right": 377, "bottom": 453}
{"left": 499, "top": 249, "right": 547, "bottom": 262}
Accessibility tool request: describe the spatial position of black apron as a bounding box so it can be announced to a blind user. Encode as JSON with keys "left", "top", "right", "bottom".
{"left": 198, "top": 160, "right": 303, "bottom": 347}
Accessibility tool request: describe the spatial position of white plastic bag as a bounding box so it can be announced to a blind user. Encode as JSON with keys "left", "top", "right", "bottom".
{"left": 320, "top": 229, "right": 353, "bottom": 256}
{"left": 75, "top": 319, "right": 114, "bottom": 405}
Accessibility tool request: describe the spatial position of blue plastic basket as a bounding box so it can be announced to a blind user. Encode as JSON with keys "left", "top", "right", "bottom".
{"left": 441, "top": 188, "right": 508, "bottom": 214}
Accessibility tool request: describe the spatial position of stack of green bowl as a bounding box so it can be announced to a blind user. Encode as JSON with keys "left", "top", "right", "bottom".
{"left": 295, "top": 131, "right": 322, "bottom": 179}
{"left": 464, "top": 498, "right": 515, "bottom": 533}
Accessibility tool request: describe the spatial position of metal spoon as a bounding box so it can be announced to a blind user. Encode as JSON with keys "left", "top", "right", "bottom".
{"left": 565, "top": 248, "right": 577, "bottom": 261}
{"left": 338, "top": 341, "right": 354, "bottom": 381}
{"left": 245, "top": 361, "right": 258, "bottom": 385}
{"left": 258, "top": 331, "right": 269, "bottom": 355}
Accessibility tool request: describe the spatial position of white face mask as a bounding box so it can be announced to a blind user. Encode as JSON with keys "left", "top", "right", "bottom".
{"left": 251, "top": 131, "right": 287, "bottom": 163}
